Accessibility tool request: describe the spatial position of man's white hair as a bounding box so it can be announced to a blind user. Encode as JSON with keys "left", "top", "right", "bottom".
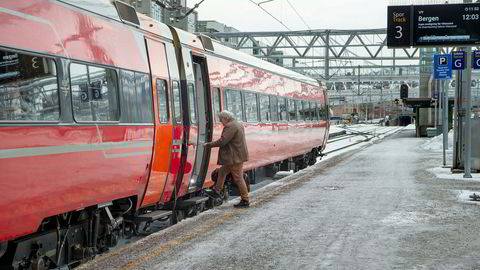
{"left": 218, "top": 110, "right": 235, "bottom": 122}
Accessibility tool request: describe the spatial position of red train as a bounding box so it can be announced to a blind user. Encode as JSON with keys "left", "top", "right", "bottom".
{"left": 0, "top": 1, "right": 329, "bottom": 269}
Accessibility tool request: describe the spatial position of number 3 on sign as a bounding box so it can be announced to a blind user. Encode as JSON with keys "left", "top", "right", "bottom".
{"left": 31, "top": 57, "right": 39, "bottom": 69}
{"left": 395, "top": 26, "right": 403, "bottom": 39}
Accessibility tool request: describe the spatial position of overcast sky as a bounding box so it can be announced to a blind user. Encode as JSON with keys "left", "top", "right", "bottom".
{"left": 188, "top": 0, "right": 388, "bottom": 31}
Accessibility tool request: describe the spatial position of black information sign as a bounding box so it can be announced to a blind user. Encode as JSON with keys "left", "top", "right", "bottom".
{"left": 387, "top": 5, "right": 413, "bottom": 48}
{"left": 413, "top": 3, "right": 480, "bottom": 46}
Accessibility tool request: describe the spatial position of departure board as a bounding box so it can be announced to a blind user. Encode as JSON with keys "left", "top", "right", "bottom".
{"left": 387, "top": 3, "right": 480, "bottom": 47}
{"left": 413, "top": 3, "right": 480, "bottom": 46}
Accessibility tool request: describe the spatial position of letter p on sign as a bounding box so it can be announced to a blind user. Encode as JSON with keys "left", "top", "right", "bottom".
{"left": 439, "top": 56, "right": 448, "bottom": 66}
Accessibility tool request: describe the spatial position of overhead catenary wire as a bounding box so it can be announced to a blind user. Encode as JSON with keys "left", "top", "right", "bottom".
{"left": 244, "top": 0, "right": 360, "bottom": 80}
{"left": 247, "top": 0, "right": 292, "bottom": 31}
{"left": 285, "top": 0, "right": 310, "bottom": 30}
{"left": 246, "top": 0, "right": 329, "bottom": 78}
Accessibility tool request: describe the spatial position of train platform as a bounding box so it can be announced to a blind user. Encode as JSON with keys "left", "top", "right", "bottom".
{"left": 79, "top": 125, "right": 480, "bottom": 270}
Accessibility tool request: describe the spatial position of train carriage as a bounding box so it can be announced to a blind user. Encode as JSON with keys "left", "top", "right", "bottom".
{"left": 0, "top": 1, "right": 328, "bottom": 269}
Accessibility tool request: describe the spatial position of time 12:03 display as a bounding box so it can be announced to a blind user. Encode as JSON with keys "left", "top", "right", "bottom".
{"left": 462, "top": 14, "right": 479, "bottom": 20}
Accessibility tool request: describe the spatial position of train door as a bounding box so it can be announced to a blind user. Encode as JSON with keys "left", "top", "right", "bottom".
{"left": 141, "top": 38, "right": 172, "bottom": 207}
{"left": 159, "top": 43, "right": 184, "bottom": 204}
{"left": 167, "top": 26, "right": 212, "bottom": 198}
{"left": 189, "top": 56, "right": 212, "bottom": 192}
{"left": 175, "top": 48, "right": 197, "bottom": 197}
{"left": 176, "top": 50, "right": 212, "bottom": 197}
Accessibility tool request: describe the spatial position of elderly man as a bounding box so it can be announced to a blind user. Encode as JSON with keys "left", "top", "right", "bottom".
{"left": 205, "top": 110, "right": 250, "bottom": 208}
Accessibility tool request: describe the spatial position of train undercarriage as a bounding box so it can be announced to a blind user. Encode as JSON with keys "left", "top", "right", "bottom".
{"left": 0, "top": 192, "right": 216, "bottom": 270}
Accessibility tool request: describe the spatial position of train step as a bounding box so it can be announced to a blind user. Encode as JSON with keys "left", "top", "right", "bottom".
{"left": 174, "top": 196, "right": 209, "bottom": 210}
{"left": 133, "top": 210, "right": 172, "bottom": 222}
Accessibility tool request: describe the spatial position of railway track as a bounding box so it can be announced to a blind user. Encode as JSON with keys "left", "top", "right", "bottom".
{"left": 323, "top": 125, "right": 403, "bottom": 155}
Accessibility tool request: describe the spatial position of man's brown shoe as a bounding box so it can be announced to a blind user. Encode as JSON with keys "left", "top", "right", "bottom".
{"left": 234, "top": 200, "right": 249, "bottom": 208}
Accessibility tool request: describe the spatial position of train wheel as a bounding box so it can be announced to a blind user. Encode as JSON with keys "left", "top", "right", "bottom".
{"left": 186, "top": 205, "right": 199, "bottom": 217}
{"left": 171, "top": 210, "right": 185, "bottom": 225}
{"left": 308, "top": 150, "right": 317, "bottom": 166}
{"left": 205, "top": 196, "right": 215, "bottom": 209}
{"left": 198, "top": 202, "right": 206, "bottom": 213}
{"left": 176, "top": 210, "right": 185, "bottom": 222}
{"left": 293, "top": 154, "right": 308, "bottom": 172}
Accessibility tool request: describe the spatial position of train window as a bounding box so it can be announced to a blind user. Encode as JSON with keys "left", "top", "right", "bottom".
{"left": 244, "top": 92, "right": 259, "bottom": 122}
{"left": 301, "top": 101, "right": 308, "bottom": 121}
{"left": 319, "top": 102, "right": 327, "bottom": 120}
{"left": 288, "top": 99, "right": 296, "bottom": 121}
{"left": 259, "top": 94, "right": 270, "bottom": 122}
{"left": 71, "top": 63, "right": 119, "bottom": 122}
{"left": 279, "top": 97, "right": 288, "bottom": 121}
{"left": 172, "top": 81, "right": 182, "bottom": 124}
{"left": 309, "top": 102, "right": 314, "bottom": 121}
{"left": 269, "top": 96, "right": 279, "bottom": 122}
{"left": 213, "top": 88, "right": 221, "bottom": 123}
{"left": 156, "top": 79, "right": 169, "bottom": 123}
{"left": 0, "top": 50, "right": 59, "bottom": 121}
{"left": 225, "top": 89, "right": 242, "bottom": 121}
{"left": 135, "top": 73, "right": 153, "bottom": 123}
{"left": 188, "top": 83, "right": 197, "bottom": 124}
{"left": 120, "top": 70, "right": 136, "bottom": 122}
{"left": 314, "top": 102, "right": 320, "bottom": 121}
{"left": 295, "top": 100, "right": 301, "bottom": 121}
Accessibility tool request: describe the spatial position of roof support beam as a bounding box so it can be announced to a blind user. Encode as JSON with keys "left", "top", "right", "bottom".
{"left": 202, "top": 28, "right": 421, "bottom": 82}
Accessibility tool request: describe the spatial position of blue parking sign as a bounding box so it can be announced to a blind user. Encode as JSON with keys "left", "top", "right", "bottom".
{"left": 433, "top": 54, "right": 452, "bottom": 80}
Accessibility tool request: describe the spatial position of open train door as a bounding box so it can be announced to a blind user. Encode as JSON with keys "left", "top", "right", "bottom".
{"left": 168, "top": 26, "right": 212, "bottom": 199}
{"left": 189, "top": 55, "right": 213, "bottom": 192}
{"left": 177, "top": 50, "right": 213, "bottom": 196}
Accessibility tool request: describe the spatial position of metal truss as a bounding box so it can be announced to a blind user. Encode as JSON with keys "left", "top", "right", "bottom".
{"left": 204, "top": 28, "right": 421, "bottom": 84}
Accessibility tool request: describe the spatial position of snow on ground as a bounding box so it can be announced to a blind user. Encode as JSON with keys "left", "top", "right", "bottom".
{"left": 422, "top": 131, "right": 480, "bottom": 205}
{"left": 427, "top": 166, "right": 480, "bottom": 206}
{"left": 328, "top": 125, "right": 344, "bottom": 134}
{"left": 403, "top": 124, "right": 416, "bottom": 130}
{"left": 424, "top": 131, "right": 479, "bottom": 183}
{"left": 456, "top": 190, "right": 480, "bottom": 206}
{"left": 420, "top": 130, "right": 454, "bottom": 151}
{"left": 427, "top": 166, "right": 480, "bottom": 182}
{"left": 323, "top": 125, "right": 405, "bottom": 161}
